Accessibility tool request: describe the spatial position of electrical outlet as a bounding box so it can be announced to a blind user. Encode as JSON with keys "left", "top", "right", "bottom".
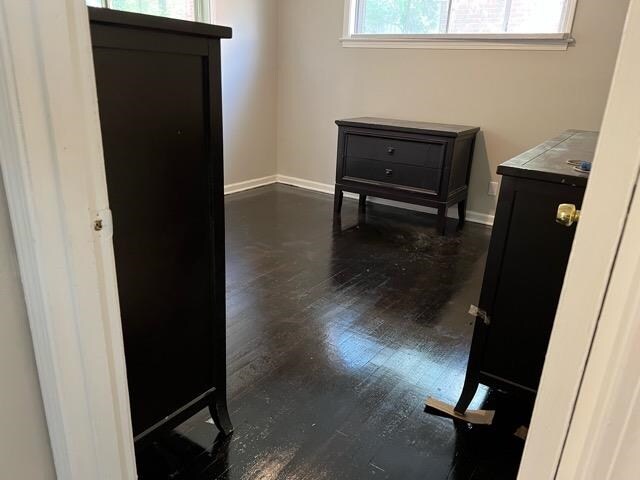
{"left": 488, "top": 181, "right": 499, "bottom": 197}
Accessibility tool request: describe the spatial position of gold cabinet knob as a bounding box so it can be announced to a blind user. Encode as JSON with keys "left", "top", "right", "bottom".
{"left": 556, "top": 203, "right": 581, "bottom": 227}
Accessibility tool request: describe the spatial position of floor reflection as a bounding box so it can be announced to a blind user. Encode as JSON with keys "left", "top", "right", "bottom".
{"left": 136, "top": 184, "right": 530, "bottom": 479}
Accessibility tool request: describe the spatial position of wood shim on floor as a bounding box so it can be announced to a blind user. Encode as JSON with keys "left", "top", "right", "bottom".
{"left": 425, "top": 397, "right": 495, "bottom": 425}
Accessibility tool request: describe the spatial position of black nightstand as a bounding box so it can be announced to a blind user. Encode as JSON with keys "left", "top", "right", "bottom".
{"left": 334, "top": 117, "right": 479, "bottom": 234}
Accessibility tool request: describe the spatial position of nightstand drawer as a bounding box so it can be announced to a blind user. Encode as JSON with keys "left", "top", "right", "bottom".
{"left": 345, "top": 157, "right": 441, "bottom": 193}
{"left": 345, "top": 134, "right": 446, "bottom": 169}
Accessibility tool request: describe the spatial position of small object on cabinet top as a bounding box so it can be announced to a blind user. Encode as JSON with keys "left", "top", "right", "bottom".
{"left": 498, "top": 130, "right": 597, "bottom": 187}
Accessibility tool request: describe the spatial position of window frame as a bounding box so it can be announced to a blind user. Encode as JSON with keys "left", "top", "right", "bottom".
{"left": 92, "top": 0, "right": 213, "bottom": 23}
{"left": 341, "top": 0, "right": 578, "bottom": 50}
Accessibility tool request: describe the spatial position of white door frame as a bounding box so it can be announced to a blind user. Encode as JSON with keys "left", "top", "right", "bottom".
{"left": 558, "top": 125, "right": 640, "bottom": 478}
{"left": 1, "top": 0, "right": 639, "bottom": 479}
{"left": 519, "top": 0, "right": 640, "bottom": 477}
{"left": 0, "top": 0, "right": 136, "bottom": 478}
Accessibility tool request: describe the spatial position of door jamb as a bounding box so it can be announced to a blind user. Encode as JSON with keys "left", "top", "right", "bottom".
{"left": 0, "top": 0, "right": 136, "bottom": 478}
{"left": 519, "top": 0, "right": 640, "bottom": 477}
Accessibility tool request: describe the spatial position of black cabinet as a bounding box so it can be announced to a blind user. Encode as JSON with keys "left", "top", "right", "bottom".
{"left": 455, "top": 130, "right": 597, "bottom": 413}
{"left": 89, "top": 8, "right": 233, "bottom": 441}
{"left": 334, "top": 117, "right": 479, "bottom": 234}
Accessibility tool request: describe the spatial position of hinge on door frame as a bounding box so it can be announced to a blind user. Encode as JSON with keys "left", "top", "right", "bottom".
{"left": 469, "top": 304, "right": 490, "bottom": 325}
{"left": 93, "top": 208, "right": 113, "bottom": 239}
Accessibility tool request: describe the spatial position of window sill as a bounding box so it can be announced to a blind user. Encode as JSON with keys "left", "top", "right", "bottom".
{"left": 340, "top": 36, "right": 574, "bottom": 51}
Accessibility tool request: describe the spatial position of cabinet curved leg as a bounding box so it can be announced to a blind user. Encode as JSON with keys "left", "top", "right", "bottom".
{"left": 455, "top": 317, "right": 489, "bottom": 415}
{"left": 358, "top": 194, "right": 367, "bottom": 212}
{"left": 454, "top": 374, "right": 480, "bottom": 415}
{"left": 209, "top": 391, "right": 233, "bottom": 436}
{"left": 436, "top": 206, "right": 447, "bottom": 235}
{"left": 334, "top": 186, "right": 344, "bottom": 215}
{"left": 457, "top": 200, "right": 467, "bottom": 230}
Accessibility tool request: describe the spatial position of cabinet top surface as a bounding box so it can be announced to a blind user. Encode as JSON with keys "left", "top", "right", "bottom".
{"left": 498, "top": 130, "right": 598, "bottom": 187}
{"left": 88, "top": 7, "right": 232, "bottom": 39}
{"left": 336, "top": 117, "right": 480, "bottom": 137}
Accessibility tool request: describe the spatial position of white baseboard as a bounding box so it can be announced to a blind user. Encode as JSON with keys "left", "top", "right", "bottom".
{"left": 463, "top": 210, "right": 495, "bottom": 226}
{"left": 276, "top": 174, "right": 335, "bottom": 195}
{"left": 224, "top": 175, "right": 277, "bottom": 195}
{"left": 225, "top": 174, "right": 494, "bottom": 226}
{"left": 276, "top": 175, "right": 494, "bottom": 226}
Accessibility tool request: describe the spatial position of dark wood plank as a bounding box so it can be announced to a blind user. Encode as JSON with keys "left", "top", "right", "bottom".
{"left": 134, "top": 184, "right": 528, "bottom": 479}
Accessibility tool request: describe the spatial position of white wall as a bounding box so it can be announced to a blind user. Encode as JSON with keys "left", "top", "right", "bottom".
{"left": 217, "top": 0, "right": 279, "bottom": 186}
{"left": 0, "top": 175, "right": 55, "bottom": 479}
{"left": 275, "top": 0, "right": 629, "bottom": 217}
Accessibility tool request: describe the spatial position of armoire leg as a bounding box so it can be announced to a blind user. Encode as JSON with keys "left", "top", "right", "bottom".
{"left": 457, "top": 199, "right": 467, "bottom": 229}
{"left": 358, "top": 194, "right": 367, "bottom": 212}
{"left": 436, "top": 206, "right": 447, "bottom": 235}
{"left": 454, "top": 375, "right": 480, "bottom": 415}
{"left": 334, "top": 186, "right": 344, "bottom": 215}
{"left": 209, "top": 391, "right": 233, "bottom": 436}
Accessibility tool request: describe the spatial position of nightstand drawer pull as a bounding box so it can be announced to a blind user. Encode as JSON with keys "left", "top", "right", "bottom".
{"left": 387, "top": 147, "right": 395, "bottom": 155}
{"left": 385, "top": 169, "right": 393, "bottom": 176}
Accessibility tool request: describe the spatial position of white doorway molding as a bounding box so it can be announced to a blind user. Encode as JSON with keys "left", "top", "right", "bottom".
{"left": 0, "top": 0, "right": 136, "bottom": 478}
{"left": 519, "top": 0, "right": 640, "bottom": 477}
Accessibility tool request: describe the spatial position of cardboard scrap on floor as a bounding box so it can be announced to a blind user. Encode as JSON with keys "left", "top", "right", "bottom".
{"left": 425, "top": 397, "right": 495, "bottom": 425}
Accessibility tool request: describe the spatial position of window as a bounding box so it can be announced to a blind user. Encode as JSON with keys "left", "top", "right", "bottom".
{"left": 343, "top": 0, "right": 577, "bottom": 50}
{"left": 87, "top": 0, "right": 211, "bottom": 23}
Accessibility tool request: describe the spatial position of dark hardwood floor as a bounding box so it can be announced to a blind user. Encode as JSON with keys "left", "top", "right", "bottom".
{"left": 136, "top": 184, "right": 532, "bottom": 479}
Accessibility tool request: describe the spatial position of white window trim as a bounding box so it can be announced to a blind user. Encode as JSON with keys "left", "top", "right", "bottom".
{"left": 94, "top": 0, "right": 213, "bottom": 23}
{"left": 341, "top": 0, "right": 578, "bottom": 51}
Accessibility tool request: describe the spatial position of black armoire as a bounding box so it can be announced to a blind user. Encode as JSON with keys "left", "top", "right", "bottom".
{"left": 89, "top": 8, "right": 233, "bottom": 441}
{"left": 455, "top": 130, "right": 595, "bottom": 414}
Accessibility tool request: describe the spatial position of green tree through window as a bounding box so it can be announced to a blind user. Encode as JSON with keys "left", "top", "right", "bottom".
{"left": 358, "top": 0, "right": 449, "bottom": 34}
{"left": 355, "top": 0, "right": 570, "bottom": 35}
